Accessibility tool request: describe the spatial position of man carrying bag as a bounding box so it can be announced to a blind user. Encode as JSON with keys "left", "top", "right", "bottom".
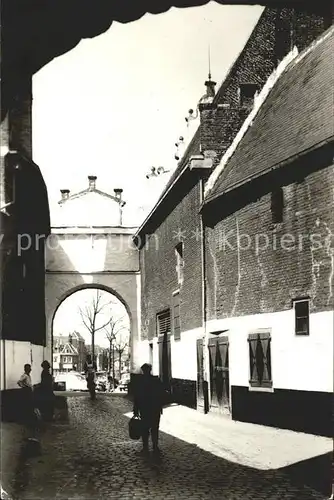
{"left": 132, "top": 363, "right": 165, "bottom": 455}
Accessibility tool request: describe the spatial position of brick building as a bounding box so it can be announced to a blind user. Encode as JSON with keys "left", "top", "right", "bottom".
{"left": 53, "top": 332, "right": 86, "bottom": 373}
{"left": 134, "top": 7, "right": 332, "bottom": 427}
{"left": 0, "top": 75, "right": 51, "bottom": 420}
{"left": 202, "top": 26, "right": 333, "bottom": 436}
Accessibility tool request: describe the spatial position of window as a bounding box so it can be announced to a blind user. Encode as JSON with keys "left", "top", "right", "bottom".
{"left": 175, "top": 242, "right": 184, "bottom": 286}
{"left": 149, "top": 343, "right": 153, "bottom": 365}
{"left": 271, "top": 187, "right": 284, "bottom": 223}
{"left": 248, "top": 331, "right": 272, "bottom": 388}
{"left": 173, "top": 292, "right": 181, "bottom": 341}
{"left": 294, "top": 299, "right": 310, "bottom": 335}
{"left": 239, "top": 83, "right": 259, "bottom": 108}
{"left": 156, "top": 309, "right": 171, "bottom": 337}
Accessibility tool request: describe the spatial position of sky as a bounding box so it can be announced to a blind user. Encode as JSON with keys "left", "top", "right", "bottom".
{"left": 37, "top": 4, "right": 263, "bottom": 337}
{"left": 53, "top": 289, "right": 130, "bottom": 348}
{"left": 32, "top": 3, "right": 263, "bottom": 226}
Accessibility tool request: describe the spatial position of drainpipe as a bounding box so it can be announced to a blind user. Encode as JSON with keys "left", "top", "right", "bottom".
{"left": 199, "top": 178, "right": 209, "bottom": 413}
{"left": 2, "top": 341, "right": 6, "bottom": 390}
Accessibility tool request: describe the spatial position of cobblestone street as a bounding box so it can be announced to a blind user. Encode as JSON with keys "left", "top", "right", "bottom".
{"left": 9, "top": 394, "right": 329, "bottom": 500}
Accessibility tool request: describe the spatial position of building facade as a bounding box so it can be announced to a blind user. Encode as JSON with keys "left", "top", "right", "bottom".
{"left": 134, "top": 7, "right": 332, "bottom": 434}
{"left": 0, "top": 76, "right": 51, "bottom": 420}
{"left": 45, "top": 177, "right": 141, "bottom": 371}
{"left": 202, "top": 27, "right": 333, "bottom": 436}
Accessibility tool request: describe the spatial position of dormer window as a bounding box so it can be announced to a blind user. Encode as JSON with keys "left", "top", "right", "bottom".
{"left": 239, "top": 84, "right": 259, "bottom": 108}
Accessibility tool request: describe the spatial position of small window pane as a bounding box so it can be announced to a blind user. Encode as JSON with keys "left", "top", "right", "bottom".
{"left": 295, "top": 300, "right": 309, "bottom": 318}
{"left": 294, "top": 300, "right": 310, "bottom": 335}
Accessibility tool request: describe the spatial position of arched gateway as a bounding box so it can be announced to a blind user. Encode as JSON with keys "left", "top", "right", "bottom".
{"left": 44, "top": 176, "right": 142, "bottom": 371}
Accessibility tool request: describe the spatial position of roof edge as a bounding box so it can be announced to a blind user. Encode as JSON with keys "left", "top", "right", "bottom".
{"left": 204, "top": 45, "right": 299, "bottom": 198}
{"left": 203, "top": 137, "right": 334, "bottom": 209}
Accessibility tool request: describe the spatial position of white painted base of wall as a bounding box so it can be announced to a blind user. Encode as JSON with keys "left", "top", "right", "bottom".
{"left": 0, "top": 340, "right": 47, "bottom": 390}
{"left": 207, "top": 309, "right": 334, "bottom": 393}
{"left": 134, "top": 309, "right": 333, "bottom": 395}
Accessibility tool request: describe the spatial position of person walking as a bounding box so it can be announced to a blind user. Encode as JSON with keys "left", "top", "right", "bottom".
{"left": 133, "top": 363, "right": 165, "bottom": 455}
{"left": 84, "top": 354, "right": 97, "bottom": 399}
{"left": 38, "top": 360, "right": 55, "bottom": 421}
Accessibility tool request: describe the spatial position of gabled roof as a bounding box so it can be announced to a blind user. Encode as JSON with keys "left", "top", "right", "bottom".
{"left": 204, "top": 26, "right": 334, "bottom": 205}
{"left": 59, "top": 188, "right": 120, "bottom": 205}
{"left": 59, "top": 342, "right": 78, "bottom": 355}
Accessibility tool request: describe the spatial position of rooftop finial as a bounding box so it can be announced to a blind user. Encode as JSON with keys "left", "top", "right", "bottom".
{"left": 208, "top": 44, "right": 212, "bottom": 81}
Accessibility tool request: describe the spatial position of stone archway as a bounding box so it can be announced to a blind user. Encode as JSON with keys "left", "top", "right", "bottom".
{"left": 49, "top": 283, "right": 132, "bottom": 366}
{"left": 45, "top": 226, "right": 141, "bottom": 371}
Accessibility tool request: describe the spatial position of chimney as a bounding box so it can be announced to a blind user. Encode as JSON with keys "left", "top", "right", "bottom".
{"left": 114, "top": 188, "right": 123, "bottom": 200}
{"left": 60, "top": 189, "right": 70, "bottom": 201}
{"left": 204, "top": 76, "right": 216, "bottom": 100}
{"left": 88, "top": 175, "right": 97, "bottom": 190}
{"left": 114, "top": 189, "right": 125, "bottom": 226}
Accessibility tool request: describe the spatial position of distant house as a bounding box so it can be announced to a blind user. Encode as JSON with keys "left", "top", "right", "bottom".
{"left": 53, "top": 342, "right": 78, "bottom": 373}
{"left": 53, "top": 332, "right": 86, "bottom": 373}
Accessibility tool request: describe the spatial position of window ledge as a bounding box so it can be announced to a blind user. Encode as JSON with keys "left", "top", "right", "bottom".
{"left": 248, "top": 386, "right": 274, "bottom": 393}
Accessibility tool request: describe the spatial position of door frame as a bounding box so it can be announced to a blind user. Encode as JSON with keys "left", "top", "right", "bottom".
{"left": 207, "top": 331, "right": 230, "bottom": 415}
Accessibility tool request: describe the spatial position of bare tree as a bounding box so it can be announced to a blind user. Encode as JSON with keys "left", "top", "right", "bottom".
{"left": 114, "top": 329, "right": 129, "bottom": 380}
{"left": 78, "top": 289, "right": 113, "bottom": 361}
{"left": 104, "top": 316, "right": 129, "bottom": 388}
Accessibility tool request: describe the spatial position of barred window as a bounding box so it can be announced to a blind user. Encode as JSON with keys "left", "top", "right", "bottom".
{"left": 294, "top": 299, "right": 310, "bottom": 335}
{"left": 248, "top": 331, "right": 272, "bottom": 388}
{"left": 156, "top": 310, "right": 171, "bottom": 337}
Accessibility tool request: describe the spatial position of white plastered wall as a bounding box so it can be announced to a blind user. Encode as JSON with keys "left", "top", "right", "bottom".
{"left": 135, "top": 327, "right": 203, "bottom": 381}
{"left": 206, "top": 309, "right": 334, "bottom": 393}
{"left": 0, "top": 340, "right": 47, "bottom": 390}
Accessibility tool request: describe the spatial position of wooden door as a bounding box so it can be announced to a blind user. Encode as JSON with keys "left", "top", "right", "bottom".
{"left": 208, "top": 336, "right": 230, "bottom": 413}
{"left": 158, "top": 333, "right": 171, "bottom": 391}
{"left": 218, "top": 337, "right": 230, "bottom": 412}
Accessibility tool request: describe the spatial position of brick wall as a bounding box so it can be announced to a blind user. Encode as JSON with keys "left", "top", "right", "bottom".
{"left": 140, "top": 176, "right": 203, "bottom": 340}
{"left": 199, "top": 104, "right": 248, "bottom": 162}
{"left": 205, "top": 157, "right": 334, "bottom": 320}
{"left": 138, "top": 6, "right": 331, "bottom": 341}
{"left": 215, "top": 7, "right": 330, "bottom": 107}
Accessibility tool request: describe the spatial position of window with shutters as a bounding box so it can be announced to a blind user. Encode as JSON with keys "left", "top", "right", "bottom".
{"left": 248, "top": 331, "right": 272, "bottom": 389}
{"left": 173, "top": 292, "right": 181, "bottom": 341}
{"left": 293, "top": 299, "right": 310, "bottom": 335}
{"left": 156, "top": 309, "right": 171, "bottom": 337}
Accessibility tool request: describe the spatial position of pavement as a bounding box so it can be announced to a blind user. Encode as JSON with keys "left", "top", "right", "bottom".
{"left": 1, "top": 393, "right": 332, "bottom": 500}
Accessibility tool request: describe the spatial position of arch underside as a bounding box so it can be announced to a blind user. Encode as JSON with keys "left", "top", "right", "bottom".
{"left": 45, "top": 272, "right": 140, "bottom": 370}
{"left": 1, "top": 0, "right": 327, "bottom": 117}
{"left": 51, "top": 283, "right": 133, "bottom": 329}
